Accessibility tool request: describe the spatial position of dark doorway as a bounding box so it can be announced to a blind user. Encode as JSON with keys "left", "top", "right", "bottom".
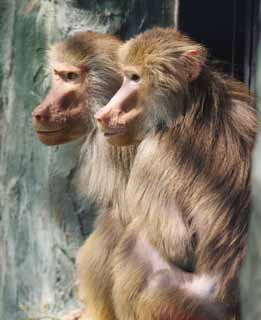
{"left": 178, "top": 0, "right": 260, "bottom": 89}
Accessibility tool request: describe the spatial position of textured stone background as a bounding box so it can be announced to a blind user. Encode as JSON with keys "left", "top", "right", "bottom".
{"left": 0, "top": 0, "right": 174, "bottom": 319}
{"left": 241, "top": 41, "right": 261, "bottom": 319}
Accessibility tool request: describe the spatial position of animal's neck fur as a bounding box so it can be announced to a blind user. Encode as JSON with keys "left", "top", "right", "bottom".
{"left": 75, "top": 129, "right": 136, "bottom": 216}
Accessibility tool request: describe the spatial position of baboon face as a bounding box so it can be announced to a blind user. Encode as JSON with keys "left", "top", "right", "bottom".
{"left": 95, "top": 69, "right": 146, "bottom": 146}
{"left": 32, "top": 31, "right": 122, "bottom": 146}
{"left": 32, "top": 62, "right": 90, "bottom": 145}
{"left": 95, "top": 28, "right": 206, "bottom": 146}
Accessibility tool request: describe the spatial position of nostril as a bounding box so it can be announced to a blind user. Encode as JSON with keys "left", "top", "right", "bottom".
{"left": 34, "top": 114, "right": 42, "bottom": 121}
{"left": 95, "top": 112, "right": 104, "bottom": 123}
{"left": 32, "top": 104, "right": 50, "bottom": 122}
{"left": 96, "top": 116, "right": 102, "bottom": 123}
{"left": 33, "top": 112, "right": 49, "bottom": 122}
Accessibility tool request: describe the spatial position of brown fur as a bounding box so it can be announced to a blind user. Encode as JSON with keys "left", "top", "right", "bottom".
{"left": 75, "top": 133, "right": 136, "bottom": 320}
{"left": 96, "top": 28, "right": 258, "bottom": 320}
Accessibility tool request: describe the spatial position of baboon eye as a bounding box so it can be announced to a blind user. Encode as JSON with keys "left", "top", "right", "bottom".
{"left": 54, "top": 69, "right": 81, "bottom": 83}
{"left": 130, "top": 73, "right": 141, "bottom": 82}
{"left": 64, "top": 72, "right": 81, "bottom": 82}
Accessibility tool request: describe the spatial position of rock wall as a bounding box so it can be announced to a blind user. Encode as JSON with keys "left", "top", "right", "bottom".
{"left": 0, "top": 1, "right": 175, "bottom": 319}
{"left": 241, "top": 40, "right": 261, "bottom": 319}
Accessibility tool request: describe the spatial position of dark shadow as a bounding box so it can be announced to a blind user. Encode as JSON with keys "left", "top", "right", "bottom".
{"left": 178, "top": 0, "right": 248, "bottom": 82}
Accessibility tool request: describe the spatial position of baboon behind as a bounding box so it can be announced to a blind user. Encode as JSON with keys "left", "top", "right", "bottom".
{"left": 32, "top": 31, "right": 135, "bottom": 320}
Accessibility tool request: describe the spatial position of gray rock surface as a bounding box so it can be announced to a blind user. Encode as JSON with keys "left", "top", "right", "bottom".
{"left": 241, "top": 45, "right": 261, "bottom": 319}
{"left": 0, "top": 1, "right": 174, "bottom": 319}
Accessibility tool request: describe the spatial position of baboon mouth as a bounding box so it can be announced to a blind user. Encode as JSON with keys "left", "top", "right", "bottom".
{"left": 36, "top": 128, "right": 67, "bottom": 135}
{"left": 104, "top": 130, "right": 126, "bottom": 137}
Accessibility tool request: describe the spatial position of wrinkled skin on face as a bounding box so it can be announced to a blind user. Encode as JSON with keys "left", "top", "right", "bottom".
{"left": 32, "top": 62, "right": 90, "bottom": 145}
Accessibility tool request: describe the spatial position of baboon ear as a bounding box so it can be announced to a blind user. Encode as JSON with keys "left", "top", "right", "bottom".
{"left": 182, "top": 46, "right": 206, "bottom": 81}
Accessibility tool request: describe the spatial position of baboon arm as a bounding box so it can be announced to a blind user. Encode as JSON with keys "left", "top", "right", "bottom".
{"left": 135, "top": 265, "right": 226, "bottom": 320}
{"left": 116, "top": 233, "right": 227, "bottom": 320}
{"left": 195, "top": 231, "right": 244, "bottom": 308}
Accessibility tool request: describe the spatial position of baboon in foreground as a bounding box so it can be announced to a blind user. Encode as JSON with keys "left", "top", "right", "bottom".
{"left": 96, "top": 27, "right": 257, "bottom": 320}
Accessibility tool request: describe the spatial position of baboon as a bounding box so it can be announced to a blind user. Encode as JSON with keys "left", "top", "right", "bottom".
{"left": 95, "top": 27, "right": 257, "bottom": 320}
{"left": 32, "top": 31, "right": 135, "bottom": 320}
